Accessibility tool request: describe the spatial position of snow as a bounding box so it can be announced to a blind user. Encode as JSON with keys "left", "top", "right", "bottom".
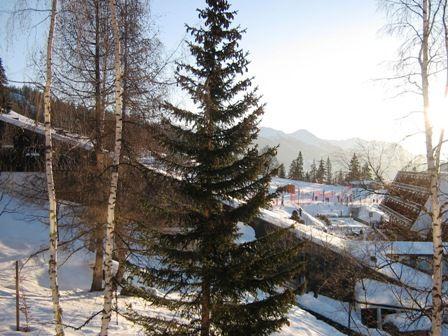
{"left": 263, "top": 177, "right": 441, "bottom": 292}
{"left": 259, "top": 199, "right": 435, "bottom": 292}
{"left": 381, "top": 241, "right": 448, "bottom": 256}
{"left": 297, "top": 293, "right": 389, "bottom": 336}
{"left": 0, "top": 110, "right": 94, "bottom": 151}
{"left": 236, "top": 222, "right": 256, "bottom": 243}
{"left": 382, "top": 312, "right": 448, "bottom": 334}
{"left": 269, "top": 177, "right": 385, "bottom": 238}
{"left": 355, "top": 278, "right": 432, "bottom": 310}
{"left": 383, "top": 312, "right": 431, "bottom": 332}
{"left": 0, "top": 179, "right": 343, "bottom": 335}
{"left": 273, "top": 305, "right": 346, "bottom": 336}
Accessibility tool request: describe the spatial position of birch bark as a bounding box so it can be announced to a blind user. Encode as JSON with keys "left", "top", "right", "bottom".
{"left": 100, "top": 0, "right": 123, "bottom": 334}
{"left": 44, "top": 0, "right": 64, "bottom": 334}
{"left": 421, "top": 1, "right": 443, "bottom": 334}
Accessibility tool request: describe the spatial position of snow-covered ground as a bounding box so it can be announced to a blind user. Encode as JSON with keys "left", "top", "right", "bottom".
{"left": 0, "top": 183, "right": 345, "bottom": 335}
{"left": 269, "top": 177, "right": 385, "bottom": 238}
{"left": 297, "top": 293, "right": 389, "bottom": 336}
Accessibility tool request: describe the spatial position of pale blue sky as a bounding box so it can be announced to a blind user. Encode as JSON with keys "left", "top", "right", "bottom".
{"left": 0, "top": 0, "right": 435, "bottom": 154}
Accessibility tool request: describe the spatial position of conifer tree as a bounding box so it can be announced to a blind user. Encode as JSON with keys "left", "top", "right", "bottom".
{"left": 0, "top": 58, "right": 10, "bottom": 113}
{"left": 261, "top": 145, "right": 279, "bottom": 174}
{"left": 309, "top": 159, "right": 317, "bottom": 183}
{"left": 278, "top": 163, "right": 286, "bottom": 178}
{"left": 288, "top": 159, "right": 297, "bottom": 179}
{"left": 304, "top": 171, "right": 311, "bottom": 182}
{"left": 316, "top": 159, "right": 326, "bottom": 184}
{"left": 361, "top": 162, "right": 372, "bottom": 180}
{"left": 127, "top": 1, "right": 302, "bottom": 335}
{"left": 325, "top": 157, "right": 332, "bottom": 184}
{"left": 296, "top": 151, "right": 304, "bottom": 180}
{"left": 336, "top": 170, "right": 345, "bottom": 185}
{"left": 289, "top": 152, "right": 304, "bottom": 180}
{"left": 347, "top": 153, "right": 360, "bottom": 181}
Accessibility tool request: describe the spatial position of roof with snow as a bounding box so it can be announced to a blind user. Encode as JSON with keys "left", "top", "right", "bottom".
{"left": 355, "top": 278, "right": 432, "bottom": 310}
{"left": 0, "top": 110, "right": 94, "bottom": 151}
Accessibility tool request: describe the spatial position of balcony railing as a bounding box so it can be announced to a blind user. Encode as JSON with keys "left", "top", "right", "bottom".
{"left": 379, "top": 204, "right": 413, "bottom": 227}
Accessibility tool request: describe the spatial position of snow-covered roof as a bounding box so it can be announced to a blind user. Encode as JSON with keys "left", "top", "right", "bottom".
{"left": 297, "top": 293, "right": 389, "bottom": 336}
{"left": 0, "top": 110, "right": 94, "bottom": 151}
{"left": 355, "top": 278, "right": 432, "bottom": 310}
{"left": 382, "top": 241, "right": 448, "bottom": 256}
{"left": 382, "top": 313, "right": 448, "bottom": 333}
{"left": 259, "top": 207, "right": 436, "bottom": 290}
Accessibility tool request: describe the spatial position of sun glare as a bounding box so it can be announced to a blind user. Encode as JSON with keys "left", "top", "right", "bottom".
{"left": 430, "top": 94, "right": 448, "bottom": 131}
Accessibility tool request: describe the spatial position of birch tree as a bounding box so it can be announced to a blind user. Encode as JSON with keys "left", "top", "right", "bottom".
{"left": 56, "top": 0, "right": 113, "bottom": 292}
{"left": 416, "top": 2, "right": 445, "bottom": 332}
{"left": 44, "top": 0, "right": 65, "bottom": 334}
{"left": 422, "top": 3, "right": 445, "bottom": 334}
{"left": 100, "top": 0, "right": 124, "bottom": 333}
{"left": 54, "top": 0, "right": 164, "bottom": 291}
{"left": 382, "top": 1, "right": 446, "bottom": 334}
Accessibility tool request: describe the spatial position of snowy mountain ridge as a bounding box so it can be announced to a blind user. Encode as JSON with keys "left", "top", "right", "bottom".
{"left": 256, "top": 127, "right": 421, "bottom": 179}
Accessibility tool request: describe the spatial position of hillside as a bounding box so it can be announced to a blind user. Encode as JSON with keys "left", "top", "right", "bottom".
{"left": 256, "top": 127, "right": 421, "bottom": 179}
{"left": 0, "top": 174, "right": 346, "bottom": 336}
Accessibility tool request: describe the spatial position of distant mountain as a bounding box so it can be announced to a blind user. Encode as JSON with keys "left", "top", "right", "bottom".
{"left": 256, "top": 127, "right": 422, "bottom": 180}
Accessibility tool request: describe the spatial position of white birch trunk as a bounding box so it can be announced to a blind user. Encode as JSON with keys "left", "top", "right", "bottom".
{"left": 44, "top": 0, "right": 64, "bottom": 335}
{"left": 100, "top": 0, "right": 123, "bottom": 334}
{"left": 421, "top": 1, "right": 443, "bottom": 334}
{"left": 430, "top": 133, "right": 444, "bottom": 336}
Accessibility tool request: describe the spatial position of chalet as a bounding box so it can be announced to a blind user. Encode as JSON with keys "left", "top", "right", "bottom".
{"left": 380, "top": 170, "right": 448, "bottom": 239}
{"left": 0, "top": 110, "right": 94, "bottom": 171}
{"left": 354, "top": 241, "right": 448, "bottom": 333}
{"left": 355, "top": 278, "right": 433, "bottom": 333}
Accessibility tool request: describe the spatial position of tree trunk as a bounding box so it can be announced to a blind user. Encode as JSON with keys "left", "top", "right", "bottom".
{"left": 94, "top": 0, "right": 102, "bottom": 153}
{"left": 113, "top": 232, "right": 126, "bottom": 289}
{"left": 100, "top": 0, "right": 124, "bottom": 334}
{"left": 201, "top": 280, "right": 211, "bottom": 336}
{"left": 90, "top": 225, "right": 104, "bottom": 291}
{"left": 421, "top": 1, "right": 443, "bottom": 335}
{"left": 44, "top": 0, "right": 64, "bottom": 335}
{"left": 444, "top": 0, "right": 448, "bottom": 96}
{"left": 90, "top": 0, "right": 106, "bottom": 292}
{"left": 430, "top": 133, "right": 444, "bottom": 336}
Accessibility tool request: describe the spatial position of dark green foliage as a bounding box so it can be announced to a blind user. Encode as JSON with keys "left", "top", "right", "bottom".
{"left": 304, "top": 171, "right": 311, "bottom": 182}
{"left": 347, "top": 153, "right": 361, "bottom": 181}
{"left": 309, "top": 160, "right": 317, "bottom": 183}
{"left": 361, "top": 162, "right": 372, "bottom": 180}
{"left": 127, "top": 1, "right": 302, "bottom": 335}
{"left": 325, "top": 157, "right": 332, "bottom": 184}
{"left": 261, "top": 145, "right": 279, "bottom": 175}
{"left": 316, "top": 159, "right": 326, "bottom": 184}
{"left": 335, "top": 170, "right": 345, "bottom": 185}
{"left": 0, "top": 58, "right": 10, "bottom": 113}
{"left": 288, "top": 151, "right": 304, "bottom": 181}
{"left": 278, "top": 163, "right": 286, "bottom": 178}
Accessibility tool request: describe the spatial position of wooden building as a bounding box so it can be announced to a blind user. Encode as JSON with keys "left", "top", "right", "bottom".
{"left": 0, "top": 110, "right": 94, "bottom": 172}
{"left": 380, "top": 170, "right": 448, "bottom": 239}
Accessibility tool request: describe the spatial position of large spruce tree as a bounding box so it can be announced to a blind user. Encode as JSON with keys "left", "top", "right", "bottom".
{"left": 127, "top": 1, "right": 302, "bottom": 335}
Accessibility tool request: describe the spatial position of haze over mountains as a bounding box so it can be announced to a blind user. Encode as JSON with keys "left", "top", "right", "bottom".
{"left": 256, "top": 127, "right": 422, "bottom": 179}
